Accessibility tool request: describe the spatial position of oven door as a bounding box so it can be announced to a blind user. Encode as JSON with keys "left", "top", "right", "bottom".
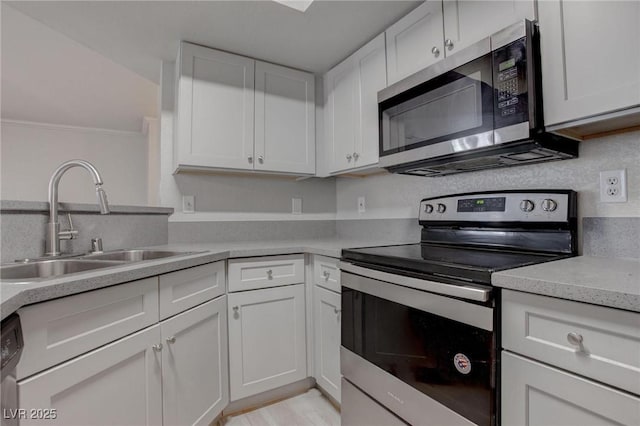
{"left": 341, "top": 270, "right": 496, "bottom": 426}
{"left": 378, "top": 51, "right": 495, "bottom": 169}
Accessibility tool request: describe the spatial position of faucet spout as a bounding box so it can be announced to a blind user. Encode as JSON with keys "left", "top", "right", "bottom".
{"left": 46, "top": 160, "right": 110, "bottom": 256}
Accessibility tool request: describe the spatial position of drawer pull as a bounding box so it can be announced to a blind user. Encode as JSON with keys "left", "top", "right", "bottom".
{"left": 267, "top": 269, "right": 273, "bottom": 279}
{"left": 567, "top": 332, "right": 584, "bottom": 346}
{"left": 323, "top": 271, "right": 330, "bottom": 280}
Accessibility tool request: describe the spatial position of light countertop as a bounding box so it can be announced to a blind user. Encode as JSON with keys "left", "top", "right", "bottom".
{"left": 0, "top": 238, "right": 412, "bottom": 320}
{"left": 492, "top": 255, "right": 640, "bottom": 312}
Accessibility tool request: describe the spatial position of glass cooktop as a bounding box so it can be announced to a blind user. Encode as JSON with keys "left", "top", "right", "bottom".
{"left": 342, "top": 243, "right": 567, "bottom": 285}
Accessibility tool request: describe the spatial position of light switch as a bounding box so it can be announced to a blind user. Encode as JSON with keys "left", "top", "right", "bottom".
{"left": 292, "top": 197, "right": 302, "bottom": 215}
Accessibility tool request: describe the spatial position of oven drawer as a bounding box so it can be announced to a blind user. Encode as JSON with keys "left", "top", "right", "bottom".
{"left": 228, "top": 254, "right": 304, "bottom": 292}
{"left": 341, "top": 378, "right": 407, "bottom": 426}
{"left": 313, "top": 255, "right": 340, "bottom": 293}
{"left": 502, "top": 289, "right": 640, "bottom": 395}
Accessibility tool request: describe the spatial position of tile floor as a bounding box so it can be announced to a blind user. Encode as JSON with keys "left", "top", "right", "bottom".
{"left": 223, "top": 388, "right": 340, "bottom": 426}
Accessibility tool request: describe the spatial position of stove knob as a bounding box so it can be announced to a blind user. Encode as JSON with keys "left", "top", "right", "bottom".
{"left": 424, "top": 204, "right": 434, "bottom": 214}
{"left": 541, "top": 199, "right": 558, "bottom": 212}
{"left": 520, "top": 199, "right": 535, "bottom": 212}
{"left": 437, "top": 203, "right": 446, "bottom": 213}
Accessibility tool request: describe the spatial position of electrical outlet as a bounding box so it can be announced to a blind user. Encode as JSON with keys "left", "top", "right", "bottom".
{"left": 357, "top": 196, "right": 366, "bottom": 214}
{"left": 600, "top": 169, "right": 627, "bottom": 203}
{"left": 292, "top": 197, "right": 302, "bottom": 215}
{"left": 182, "top": 195, "right": 195, "bottom": 213}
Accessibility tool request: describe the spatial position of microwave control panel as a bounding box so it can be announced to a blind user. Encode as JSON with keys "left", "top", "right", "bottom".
{"left": 493, "top": 37, "right": 529, "bottom": 129}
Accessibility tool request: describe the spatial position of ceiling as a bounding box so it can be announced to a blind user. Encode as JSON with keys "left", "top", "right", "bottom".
{"left": 8, "top": 0, "right": 423, "bottom": 84}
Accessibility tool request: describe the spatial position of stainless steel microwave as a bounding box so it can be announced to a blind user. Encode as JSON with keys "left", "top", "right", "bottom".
{"left": 378, "top": 20, "right": 578, "bottom": 177}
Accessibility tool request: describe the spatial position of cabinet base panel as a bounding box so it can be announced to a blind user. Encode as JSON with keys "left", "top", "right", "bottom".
{"left": 222, "top": 377, "right": 315, "bottom": 417}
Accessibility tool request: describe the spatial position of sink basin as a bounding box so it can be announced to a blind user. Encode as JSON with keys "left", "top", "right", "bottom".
{"left": 0, "top": 259, "right": 125, "bottom": 281}
{"left": 82, "top": 249, "right": 197, "bottom": 262}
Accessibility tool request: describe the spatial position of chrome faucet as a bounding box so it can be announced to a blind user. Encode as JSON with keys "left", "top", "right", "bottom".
{"left": 46, "top": 160, "right": 110, "bottom": 256}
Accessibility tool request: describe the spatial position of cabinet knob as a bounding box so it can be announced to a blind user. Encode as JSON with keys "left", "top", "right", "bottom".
{"left": 567, "top": 332, "right": 584, "bottom": 346}
{"left": 445, "top": 39, "right": 454, "bottom": 50}
{"left": 152, "top": 343, "right": 163, "bottom": 352}
{"left": 267, "top": 269, "right": 273, "bottom": 279}
{"left": 353, "top": 152, "right": 359, "bottom": 161}
{"left": 346, "top": 154, "right": 352, "bottom": 162}
{"left": 233, "top": 306, "right": 239, "bottom": 312}
{"left": 323, "top": 270, "right": 330, "bottom": 280}
{"left": 166, "top": 336, "right": 176, "bottom": 344}
{"left": 258, "top": 155, "right": 264, "bottom": 164}
{"left": 334, "top": 308, "right": 341, "bottom": 314}
{"left": 431, "top": 46, "right": 440, "bottom": 57}
{"left": 248, "top": 156, "right": 253, "bottom": 164}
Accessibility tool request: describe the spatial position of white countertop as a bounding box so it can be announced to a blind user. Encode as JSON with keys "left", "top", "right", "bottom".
{"left": 492, "top": 255, "right": 640, "bottom": 312}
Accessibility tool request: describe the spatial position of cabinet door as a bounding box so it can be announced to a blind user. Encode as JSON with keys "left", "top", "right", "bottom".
{"left": 354, "top": 33, "right": 387, "bottom": 169}
{"left": 386, "top": 1, "right": 444, "bottom": 85}
{"left": 325, "top": 57, "right": 357, "bottom": 173}
{"left": 228, "top": 284, "right": 307, "bottom": 401}
{"left": 255, "top": 61, "right": 315, "bottom": 175}
{"left": 443, "top": 0, "right": 535, "bottom": 55}
{"left": 502, "top": 351, "right": 640, "bottom": 426}
{"left": 161, "top": 296, "right": 229, "bottom": 426}
{"left": 314, "top": 286, "right": 341, "bottom": 403}
{"left": 18, "top": 326, "right": 162, "bottom": 426}
{"left": 176, "top": 42, "right": 255, "bottom": 170}
{"left": 539, "top": 1, "right": 640, "bottom": 126}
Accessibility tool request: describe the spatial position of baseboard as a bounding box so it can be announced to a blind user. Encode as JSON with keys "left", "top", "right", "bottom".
{"left": 315, "top": 383, "right": 341, "bottom": 411}
{"left": 222, "top": 377, "right": 316, "bottom": 418}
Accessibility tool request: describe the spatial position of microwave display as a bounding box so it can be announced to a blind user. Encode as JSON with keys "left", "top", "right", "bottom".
{"left": 493, "top": 37, "right": 529, "bottom": 128}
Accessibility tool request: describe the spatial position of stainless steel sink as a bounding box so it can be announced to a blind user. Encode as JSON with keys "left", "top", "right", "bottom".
{"left": 82, "top": 249, "right": 196, "bottom": 262}
{"left": 0, "top": 259, "right": 125, "bottom": 281}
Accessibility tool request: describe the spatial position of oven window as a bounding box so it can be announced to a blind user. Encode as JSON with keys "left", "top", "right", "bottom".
{"left": 342, "top": 287, "right": 495, "bottom": 426}
{"left": 379, "top": 54, "right": 494, "bottom": 157}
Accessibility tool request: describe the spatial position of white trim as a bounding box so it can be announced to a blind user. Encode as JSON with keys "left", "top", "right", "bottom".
{"left": 170, "top": 212, "right": 337, "bottom": 222}
{"left": 1, "top": 119, "right": 146, "bottom": 136}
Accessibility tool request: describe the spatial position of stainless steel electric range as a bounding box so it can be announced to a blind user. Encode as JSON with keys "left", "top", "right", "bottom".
{"left": 339, "top": 190, "right": 578, "bottom": 426}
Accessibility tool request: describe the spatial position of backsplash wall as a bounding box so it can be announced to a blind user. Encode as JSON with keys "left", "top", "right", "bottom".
{"left": 336, "top": 130, "right": 640, "bottom": 221}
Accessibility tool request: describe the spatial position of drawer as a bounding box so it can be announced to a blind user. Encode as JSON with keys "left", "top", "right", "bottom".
{"left": 313, "top": 255, "right": 340, "bottom": 293}
{"left": 502, "top": 289, "right": 640, "bottom": 395}
{"left": 228, "top": 254, "right": 304, "bottom": 292}
{"left": 17, "top": 277, "right": 159, "bottom": 379}
{"left": 502, "top": 351, "right": 640, "bottom": 426}
{"left": 159, "top": 261, "right": 225, "bottom": 320}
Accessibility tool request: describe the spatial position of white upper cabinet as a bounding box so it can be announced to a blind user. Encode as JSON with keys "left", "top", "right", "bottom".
{"left": 175, "top": 42, "right": 315, "bottom": 175}
{"left": 176, "top": 42, "right": 255, "bottom": 171}
{"left": 538, "top": 1, "right": 640, "bottom": 127}
{"left": 386, "top": 1, "right": 444, "bottom": 85}
{"left": 325, "top": 33, "right": 386, "bottom": 174}
{"left": 354, "top": 34, "right": 388, "bottom": 169}
{"left": 325, "top": 56, "right": 358, "bottom": 173}
{"left": 255, "top": 61, "right": 315, "bottom": 174}
{"left": 443, "top": 0, "right": 535, "bottom": 55}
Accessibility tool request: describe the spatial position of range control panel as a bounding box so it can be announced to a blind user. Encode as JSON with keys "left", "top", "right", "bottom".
{"left": 419, "top": 191, "right": 573, "bottom": 223}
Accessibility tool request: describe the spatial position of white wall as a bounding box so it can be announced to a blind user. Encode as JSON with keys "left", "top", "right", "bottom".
{"left": 336, "top": 131, "right": 640, "bottom": 221}
{"left": 1, "top": 121, "right": 148, "bottom": 205}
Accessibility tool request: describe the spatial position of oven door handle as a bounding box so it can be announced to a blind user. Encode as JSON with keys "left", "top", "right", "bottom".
{"left": 340, "top": 269, "right": 493, "bottom": 331}
{"left": 338, "top": 261, "right": 491, "bottom": 302}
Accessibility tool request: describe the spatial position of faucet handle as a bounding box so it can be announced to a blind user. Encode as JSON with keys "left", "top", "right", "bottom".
{"left": 58, "top": 213, "right": 78, "bottom": 240}
{"left": 90, "top": 238, "right": 103, "bottom": 254}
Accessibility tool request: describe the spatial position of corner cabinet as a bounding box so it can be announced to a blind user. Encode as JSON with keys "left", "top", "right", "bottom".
{"left": 538, "top": 1, "right": 640, "bottom": 129}
{"left": 324, "top": 33, "right": 387, "bottom": 175}
{"left": 175, "top": 42, "right": 315, "bottom": 175}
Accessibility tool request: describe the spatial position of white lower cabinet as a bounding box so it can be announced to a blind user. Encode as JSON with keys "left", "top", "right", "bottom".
{"left": 228, "top": 284, "right": 307, "bottom": 401}
{"left": 161, "top": 296, "right": 229, "bottom": 426}
{"left": 17, "top": 325, "right": 163, "bottom": 426}
{"left": 313, "top": 285, "right": 341, "bottom": 403}
{"left": 502, "top": 351, "right": 640, "bottom": 426}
